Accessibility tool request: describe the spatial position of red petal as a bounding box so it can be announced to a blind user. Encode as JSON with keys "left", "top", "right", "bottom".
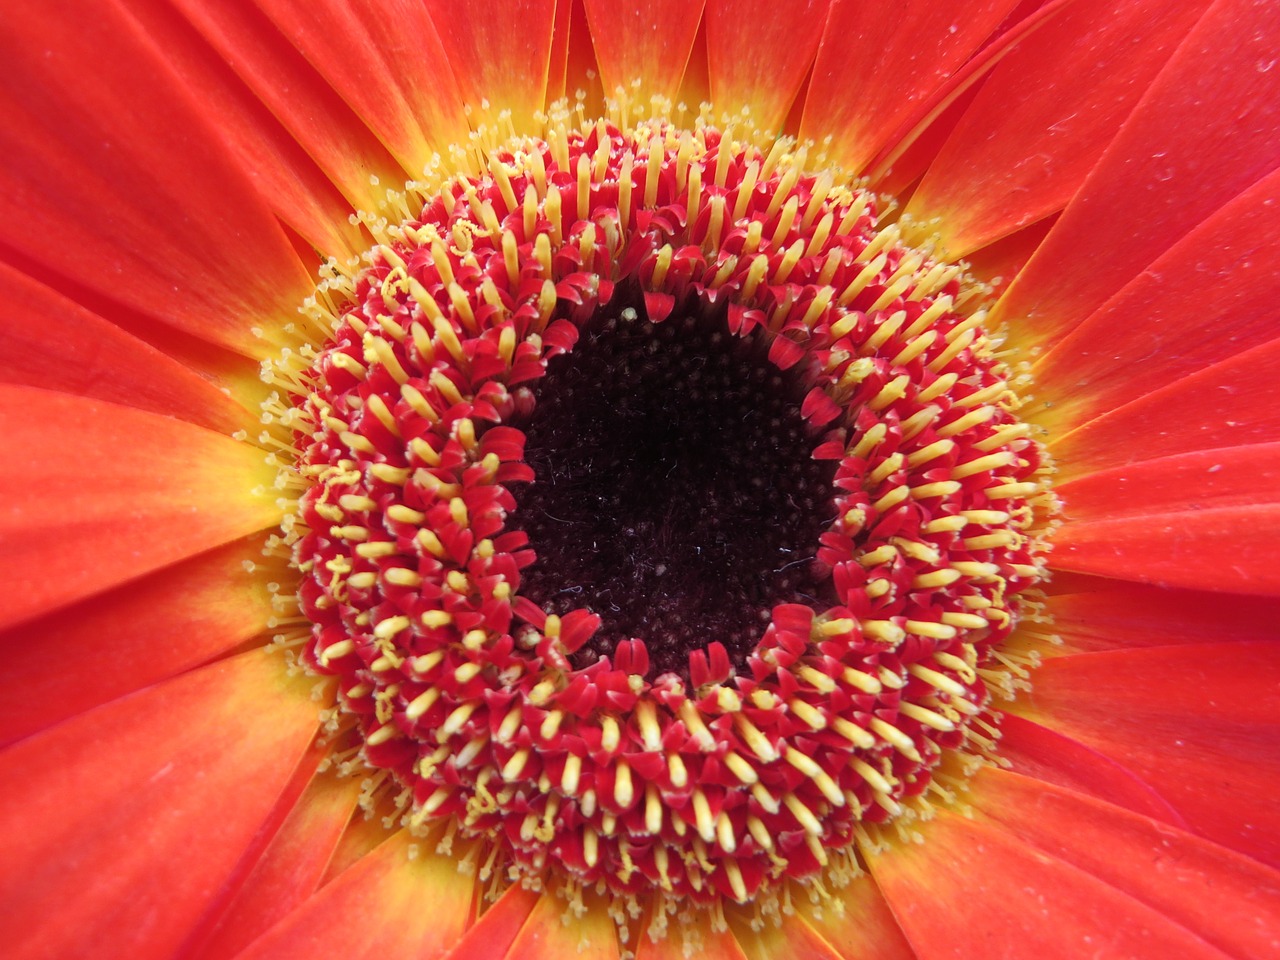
{"left": 0, "top": 260, "right": 254, "bottom": 435}
{"left": 800, "top": 0, "right": 1020, "bottom": 174}
{"left": 503, "top": 889, "right": 620, "bottom": 960}
{"left": 0, "top": 649, "right": 320, "bottom": 960}
{"left": 234, "top": 830, "right": 476, "bottom": 960}
{"left": 164, "top": 0, "right": 406, "bottom": 210}
{"left": 0, "top": 1, "right": 312, "bottom": 358}
{"left": 0, "top": 537, "right": 274, "bottom": 746}
{"left": 906, "top": 0, "right": 1211, "bottom": 258}
{"left": 0, "top": 386, "right": 281, "bottom": 631}
{"left": 705, "top": 0, "right": 830, "bottom": 134}
{"left": 796, "top": 873, "right": 917, "bottom": 960}
{"left": 440, "top": 884, "right": 541, "bottom": 960}
{"left": 1052, "top": 450, "right": 1280, "bottom": 593}
{"left": 1008, "top": 642, "right": 1280, "bottom": 869}
{"left": 1058, "top": 443, "right": 1280, "bottom": 520}
{"left": 424, "top": 0, "right": 559, "bottom": 133}
{"left": 116, "top": 0, "right": 366, "bottom": 260}
{"left": 1050, "top": 336, "right": 1280, "bottom": 475}
{"left": 243, "top": 0, "right": 471, "bottom": 177}
{"left": 1052, "top": 506, "right": 1280, "bottom": 595}
{"left": 1045, "top": 582, "right": 1280, "bottom": 654}
{"left": 971, "top": 767, "right": 1280, "bottom": 960}
{"left": 582, "top": 0, "right": 706, "bottom": 105}
{"left": 996, "top": 714, "right": 1185, "bottom": 824}
{"left": 992, "top": 0, "right": 1280, "bottom": 349}
{"left": 192, "top": 770, "right": 363, "bottom": 960}
{"left": 869, "top": 806, "right": 1235, "bottom": 960}
{"left": 1031, "top": 166, "right": 1280, "bottom": 433}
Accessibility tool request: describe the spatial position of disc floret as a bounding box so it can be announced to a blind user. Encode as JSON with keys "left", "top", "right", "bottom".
{"left": 268, "top": 114, "right": 1053, "bottom": 913}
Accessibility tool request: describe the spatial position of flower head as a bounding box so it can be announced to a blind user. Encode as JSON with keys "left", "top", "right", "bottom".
{"left": 1, "top": 1, "right": 1278, "bottom": 959}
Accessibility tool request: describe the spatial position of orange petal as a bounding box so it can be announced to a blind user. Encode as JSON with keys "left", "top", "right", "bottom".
{"left": 503, "top": 889, "right": 620, "bottom": 960}
{"left": 1058, "top": 443, "right": 1280, "bottom": 521}
{"left": 971, "top": 767, "right": 1280, "bottom": 960}
{"left": 0, "top": 1, "right": 312, "bottom": 359}
{"left": 1049, "top": 444, "right": 1280, "bottom": 593}
{"left": 164, "top": 0, "right": 407, "bottom": 210}
{"left": 727, "top": 910, "right": 845, "bottom": 960}
{"left": 993, "top": 0, "right": 1280, "bottom": 350}
{"left": 996, "top": 714, "right": 1185, "bottom": 824}
{"left": 243, "top": 0, "right": 472, "bottom": 179}
{"left": 868, "top": 805, "right": 1234, "bottom": 960}
{"left": 1007, "top": 642, "right": 1280, "bottom": 869}
{"left": 1045, "top": 582, "right": 1280, "bottom": 655}
{"left": 0, "top": 537, "right": 275, "bottom": 745}
{"left": 705, "top": 0, "right": 830, "bottom": 133}
{"left": 1032, "top": 167, "right": 1280, "bottom": 432}
{"left": 234, "top": 830, "right": 476, "bottom": 960}
{"left": 440, "top": 884, "right": 541, "bottom": 960}
{"left": 192, "top": 768, "right": 363, "bottom": 960}
{"left": 636, "top": 909, "right": 748, "bottom": 960}
{"left": 582, "top": 0, "right": 706, "bottom": 106}
{"left": 424, "top": 0, "right": 559, "bottom": 133}
{"left": 0, "top": 649, "right": 320, "bottom": 960}
{"left": 0, "top": 260, "right": 254, "bottom": 436}
{"left": 1053, "top": 508, "right": 1280, "bottom": 597}
{"left": 1050, "top": 336, "right": 1280, "bottom": 476}
{"left": 320, "top": 803, "right": 396, "bottom": 883}
{"left": 115, "top": 0, "right": 366, "bottom": 260}
{"left": 800, "top": 0, "right": 1020, "bottom": 175}
{"left": 906, "top": 0, "right": 1211, "bottom": 258}
{"left": 796, "top": 872, "right": 917, "bottom": 960}
{"left": 0, "top": 386, "right": 281, "bottom": 631}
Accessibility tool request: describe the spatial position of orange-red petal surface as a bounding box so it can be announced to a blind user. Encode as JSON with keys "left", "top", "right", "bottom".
{"left": 504, "top": 889, "right": 621, "bottom": 960}
{"left": 869, "top": 806, "right": 1236, "bottom": 960}
{"left": 1051, "top": 337, "right": 1280, "bottom": 476}
{"left": 235, "top": 830, "right": 475, "bottom": 960}
{"left": 1032, "top": 167, "right": 1280, "bottom": 431}
{"left": 801, "top": 0, "right": 1020, "bottom": 174}
{"left": 1051, "top": 444, "right": 1280, "bottom": 593}
{"left": 440, "top": 884, "right": 542, "bottom": 960}
{"left": 0, "top": 386, "right": 282, "bottom": 631}
{"left": 583, "top": 0, "right": 706, "bottom": 105}
{"left": 970, "top": 767, "right": 1280, "bottom": 960}
{"left": 996, "top": 714, "right": 1186, "bottom": 824}
{"left": 636, "top": 909, "right": 749, "bottom": 960}
{"left": 193, "top": 769, "right": 363, "bottom": 960}
{"left": 705, "top": 0, "right": 830, "bottom": 133}
{"left": 0, "top": 649, "right": 319, "bottom": 960}
{"left": 1059, "top": 443, "right": 1280, "bottom": 521}
{"left": 728, "top": 911, "right": 845, "bottom": 960}
{"left": 1009, "top": 643, "right": 1280, "bottom": 869}
{"left": 116, "top": 0, "right": 367, "bottom": 261}
{"left": 1045, "top": 582, "right": 1280, "bottom": 654}
{"left": 1053, "top": 506, "right": 1280, "bottom": 594}
{"left": 0, "top": 537, "right": 275, "bottom": 746}
{"left": 906, "top": 0, "right": 1210, "bottom": 257}
{"left": 0, "top": 260, "right": 254, "bottom": 436}
{"left": 424, "top": 0, "right": 559, "bottom": 132}
{"left": 246, "top": 0, "right": 472, "bottom": 178}
{"left": 994, "top": 0, "right": 1280, "bottom": 348}
{"left": 0, "top": 0, "right": 312, "bottom": 358}
{"left": 797, "top": 873, "right": 918, "bottom": 960}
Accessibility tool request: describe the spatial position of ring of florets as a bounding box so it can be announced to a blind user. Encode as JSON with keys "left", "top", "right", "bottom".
{"left": 263, "top": 115, "right": 1053, "bottom": 910}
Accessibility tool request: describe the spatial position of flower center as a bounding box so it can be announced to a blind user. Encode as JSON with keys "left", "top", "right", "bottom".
{"left": 266, "top": 113, "right": 1054, "bottom": 918}
{"left": 511, "top": 283, "right": 835, "bottom": 679}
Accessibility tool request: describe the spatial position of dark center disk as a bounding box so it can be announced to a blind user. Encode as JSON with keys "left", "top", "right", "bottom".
{"left": 511, "top": 287, "right": 838, "bottom": 679}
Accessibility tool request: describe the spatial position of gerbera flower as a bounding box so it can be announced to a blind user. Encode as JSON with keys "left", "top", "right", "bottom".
{"left": 2, "top": 0, "right": 1278, "bottom": 957}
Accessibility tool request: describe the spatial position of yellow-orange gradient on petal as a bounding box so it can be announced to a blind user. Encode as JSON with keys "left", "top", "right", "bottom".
{"left": 1, "top": 0, "right": 1277, "bottom": 959}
